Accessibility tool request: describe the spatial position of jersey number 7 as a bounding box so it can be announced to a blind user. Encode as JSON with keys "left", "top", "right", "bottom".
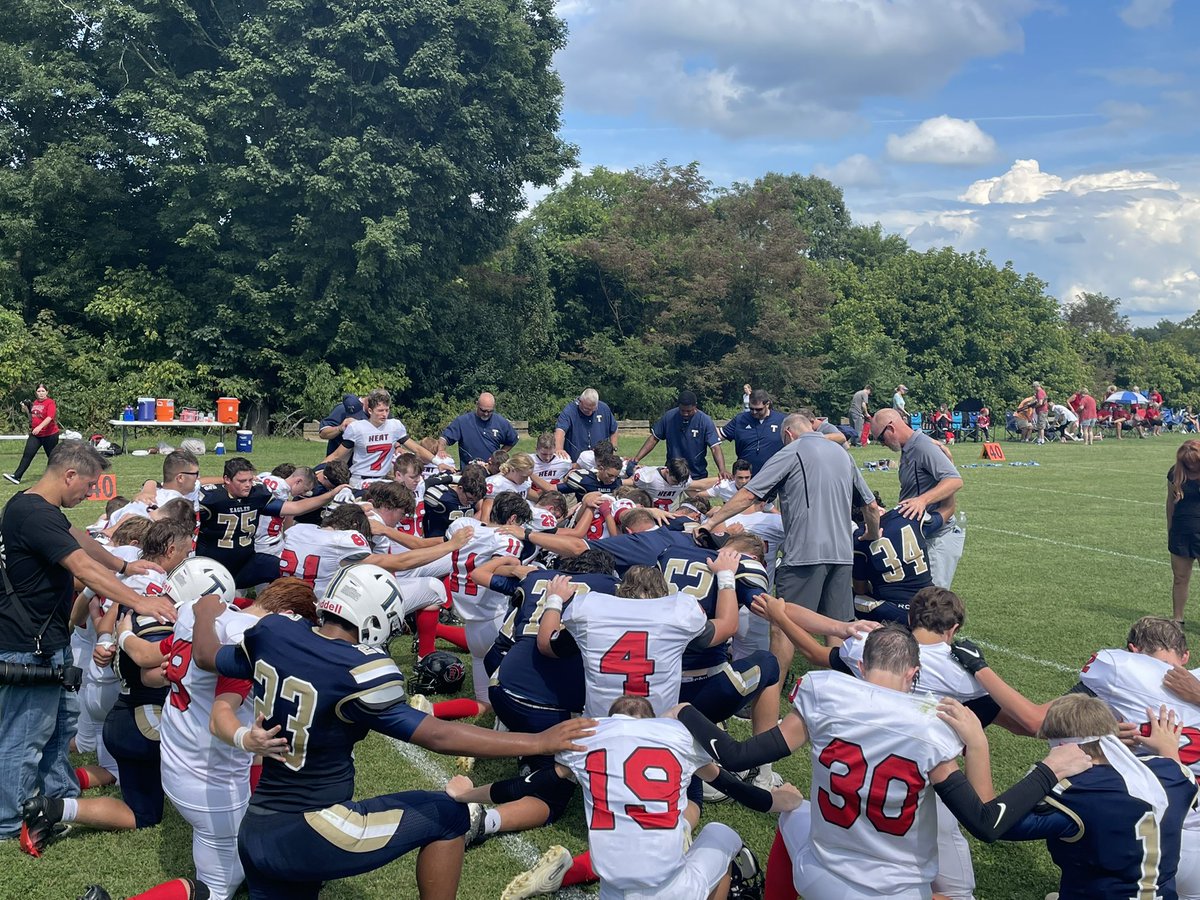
{"left": 600, "top": 631, "right": 655, "bottom": 697}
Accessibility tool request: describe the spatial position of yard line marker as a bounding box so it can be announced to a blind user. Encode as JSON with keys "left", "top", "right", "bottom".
{"left": 388, "top": 736, "right": 589, "bottom": 898}
{"left": 965, "top": 479, "right": 1157, "bottom": 505}
{"left": 970, "top": 638, "right": 1079, "bottom": 675}
{"left": 971, "top": 524, "right": 1168, "bottom": 566}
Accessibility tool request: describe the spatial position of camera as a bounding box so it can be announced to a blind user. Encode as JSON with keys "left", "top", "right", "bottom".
{"left": 0, "top": 661, "right": 83, "bottom": 691}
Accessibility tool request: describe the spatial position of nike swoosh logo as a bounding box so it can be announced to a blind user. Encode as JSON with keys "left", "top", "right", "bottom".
{"left": 524, "top": 773, "right": 536, "bottom": 784}
{"left": 961, "top": 649, "right": 980, "bottom": 658}
{"left": 993, "top": 802, "right": 1007, "bottom": 827}
{"left": 708, "top": 738, "right": 721, "bottom": 758}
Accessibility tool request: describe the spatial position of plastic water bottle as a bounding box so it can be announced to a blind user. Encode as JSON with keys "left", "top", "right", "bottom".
{"left": 955, "top": 510, "right": 966, "bottom": 533}
{"left": 122, "top": 405, "right": 134, "bottom": 421}
{"left": 214, "top": 442, "right": 225, "bottom": 456}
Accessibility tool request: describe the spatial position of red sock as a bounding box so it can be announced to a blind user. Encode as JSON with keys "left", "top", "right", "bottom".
{"left": 74, "top": 766, "right": 90, "bottom": 790}
{"left": 764, "top": 828, "right": 797, "bottom": 900}
{"left": 416, "top": 608, "right": 439, "bottom": 658}
{"left": 562, "top": 851, "right": 597, "bottom": 887}
{"left": 249, "top": 763, "right": 262, "bottom": 794}
{"left": 435, "top": 623, "right": 468, "bottom": 651}
{"left": 129, "top": 878, "right": 207, "bottom": 900}
{"left": 431, "top": 698, "right": 484, "bottom": 720}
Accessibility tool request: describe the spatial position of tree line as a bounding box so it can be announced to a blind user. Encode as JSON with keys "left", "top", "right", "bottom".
{"left": 2, "top": 0, "right": 1197, "bottom": 436}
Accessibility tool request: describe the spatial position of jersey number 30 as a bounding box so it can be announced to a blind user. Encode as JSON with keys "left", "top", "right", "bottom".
{"left": 818, "top": 739, "right": 923, "bottom": 836}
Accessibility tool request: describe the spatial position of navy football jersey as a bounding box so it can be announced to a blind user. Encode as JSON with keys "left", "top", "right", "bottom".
{"left": 495, "top": 571, "right": 619, "bottom": 711}
{"left": 1006, "top": 756, "right": 1198, "bottom": 900}
{"left": 852, "top": 509, "right": 939, "bottom": 604}
{"left": 658, "top": 543, "right": 769, "bottom": 670}
{"left": 555, "top": 468, "right": 621, "bottom": 498}
{"left": 422, "top": 475, "right": 476, "bottom": 538}
{"left": 215, "top": 613, "right": 425, "bottom": 814}
{"left": 584, "top": 527, "right": 696, "bottom": 575}
{"left": 196, "top": 484, "right": 285, "bottom": 567}
{"left": 113, "top": 612, "right": 173, "bottom": 709}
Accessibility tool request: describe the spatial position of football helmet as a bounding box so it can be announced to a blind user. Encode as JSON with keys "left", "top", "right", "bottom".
{"left": 167, "top": 557, "right": 237, "bottom": 607}
{"left": 728, "top": 845, "right": 764, "bottom": 899}
{"left": 410, "top": 650, "right": 466, "bottom": 695}
{"left": 318, "top": 564, "right": 405, "bottom": 647}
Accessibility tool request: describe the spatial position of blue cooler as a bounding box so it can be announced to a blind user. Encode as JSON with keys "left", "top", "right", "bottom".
{"left": 136, "top": 397, "right": 156, "bottom": 421}
{"left": 236, "top": 430, "right": 253, "bottom": 453}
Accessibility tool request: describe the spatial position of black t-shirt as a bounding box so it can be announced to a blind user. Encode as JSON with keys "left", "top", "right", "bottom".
{"left": 1169, "top": 466, "right": 1200, "bottom": 532}
{"left": 0, "top": 492, "right": 81, "bottom": 653}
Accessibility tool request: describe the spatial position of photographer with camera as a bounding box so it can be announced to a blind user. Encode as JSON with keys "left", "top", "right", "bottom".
{"left": 0, "top": 440, "right": 176, "bottom": 841}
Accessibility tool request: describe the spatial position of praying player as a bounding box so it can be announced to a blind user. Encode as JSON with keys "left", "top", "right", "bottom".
{"left": 324, "top": 388, "right": 434, "bottom": 489}
{"left": 277, "top": 504, "right": 373, "bottom": 595}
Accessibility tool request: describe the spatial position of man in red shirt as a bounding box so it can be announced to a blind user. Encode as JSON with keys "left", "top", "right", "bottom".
{"left": 1077, "top": 389, "right": 1099, "bottom": 445}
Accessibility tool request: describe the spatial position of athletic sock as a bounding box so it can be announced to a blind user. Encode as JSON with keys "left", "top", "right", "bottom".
{"left": 249, "top": 763, "right": 263, "bottom": 793}
{"left": 432, "top": 698, "right": 484, "bottom": 720}
{"left": 58, "top": 798, "right": 77, "bottom": 824}
{"left": 561, "top": 851, "right": 598, "bottom": 887}
{"left": 483, "top": 808, "right": 502, "bottom": 835}
{"left": 435, "top": 623, "right": 468, "bottom": 651}
{"left": 130, "top": 878, "right": 210, "bottom": 900}
{"left": 764, "top": 828, "right": 798, "bottom": 900}
{"left": 416, "top": 608, "right": 439, "bottom": 658}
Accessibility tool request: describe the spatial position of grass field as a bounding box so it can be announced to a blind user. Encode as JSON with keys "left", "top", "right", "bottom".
{"left": 0, "top": 429, "right": 1189, "bottom": 900}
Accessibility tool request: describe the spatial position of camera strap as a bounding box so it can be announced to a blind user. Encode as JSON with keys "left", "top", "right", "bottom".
{"left": 0, "top": 501, "right": 60, "bottom": 657}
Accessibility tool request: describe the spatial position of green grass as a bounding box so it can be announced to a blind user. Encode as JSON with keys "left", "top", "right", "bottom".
{"left": 0, "top": 430, "right": 1188, "bottom": 899}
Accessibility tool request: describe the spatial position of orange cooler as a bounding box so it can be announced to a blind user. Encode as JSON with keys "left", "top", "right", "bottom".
{"left": 156, "top": 398, "right": 175, "bottom": 421}
{"left": 217, "top": 397, "right": 240, "bottom": 425}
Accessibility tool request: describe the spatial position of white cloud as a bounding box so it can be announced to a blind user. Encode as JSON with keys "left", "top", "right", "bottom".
{"left": 886, "top": 116, "right": 999, "bottom": 166}
{"left": 871, "top": 158, "right": 1200, "bottom": 321}
{"left": 1119, "top": 0, "right": 1174, "bottom": 28}
{"left": 814, "top": 154, "right": 884, "bottom": 187}
{"left": 555, "top": 0, "right": 1035, "bottom": 138}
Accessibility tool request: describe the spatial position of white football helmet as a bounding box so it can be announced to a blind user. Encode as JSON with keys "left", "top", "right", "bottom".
{"left": 318, "top": 564, "right": 405, "bottom": 647}
{"left": 167, "top": 556, "right": 237, "bottom": 608}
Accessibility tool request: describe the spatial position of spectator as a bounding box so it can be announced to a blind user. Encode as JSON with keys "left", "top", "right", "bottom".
{"left": 742, "top": 383, "right": 752, "bottom": 412}
{"left": 1147, "top": 402, "right": 1165, "bottom": 436}
{"left": 892, "top": 384, "right": 908, "bottom": 420}
{"left": 976, "top": 407, "right": 992, "bottom": 442}
{"left": 1032, "top": 380, "right": 1049, "bottom": 445}
{"left": 0, "top": 440, "right": 176, "bottom": 839}
{"left": 438, "top": 392, "right": 518, "bottom": 469}
{"left": 1184, "top": 407, "right": 1200, "bottom": 434}
{"left": 5, "top": 384, "right": 60, "bottom": 485}
{"left": 719, "top": 388, "right": 786, "bottom": 475}
{"left": 873, "top": 408, "right": 966, "bottom": 587}
{"left": 810, "top": 414, "right": 849, "bottom": 445}
{"left": 554, "top": 389, "right": 619, "bottom": 461}
{"left": 1168, "top": 439, "right": 1200, "bottom": 625}
{"left": 1150, "top": 387, "right": 1165, "bottom": 406}
{"left": 931, "top": 404, "right": 954, "bottom": 443}
{"left": 1077, "top": 389, "right": 1098, "bottom": 445}
{"left": 631, "top": 391, "right": 728, "bottom": 480}
{"left": 1050, "top": 401, "right": 1081, "bottom": 442}
{"left": 1013, "top": 396, "right": 1036, "bottom": 442}
{"left": 848, "top": 384, "right": 871, "bottom": 446}
{"left": 316, "top": 393, "right": 367, "bottom": 457}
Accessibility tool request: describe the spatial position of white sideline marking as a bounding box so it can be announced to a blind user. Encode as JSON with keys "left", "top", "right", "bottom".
{"left": 971, "top": 524, "right": 1168, "bottom": 566}
{"left": 965, "top": 479, "right": 1157, "bottom": 506}
{"left": 971, "top": 638, "right": 1079, "bottom": 675}
{"left": 387, "top": 736, "right": 589, "bottom": 898}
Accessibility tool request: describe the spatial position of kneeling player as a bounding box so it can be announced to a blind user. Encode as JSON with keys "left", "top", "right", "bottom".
{"left": 191, "top": 564, "right": 594, "bottom": 900}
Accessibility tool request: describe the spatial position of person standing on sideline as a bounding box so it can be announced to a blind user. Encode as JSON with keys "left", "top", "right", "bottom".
{"left": 631, "top": 391, "right": 728, "bottom": 480}
{"left": 742, "top": 383, "right": 752, "bottom": 412}
{"left": 892, "top": 384, "right": 908, "bottom": 421}
{"left": 553, "top": 389, "right": 618, "bottom": 461}
{"left": 1032, "top": 380, "right": 1050, "bottom": 445}
{"left": 849, "top": 385, "right": 871, "bottom": 446}
{"left": 5, "top": 385, "right": 60, "bottom": 485}
{"left": 438, "top": 392, "right": 518, "bottom": 470}
{"left": 1168, "top": 439, "right": 1200, "bottom": 626}
{"left": 872, "top": 408, "right": 966, "bottom": 587}
{"left": 1078, "top": 389, "right": 1099, "bottom": 445}
{"left": 720, "top": 389, "right": 786, "bottom": 475}
{"left": 0, "top": 439, "right": 176, "bottom": 839}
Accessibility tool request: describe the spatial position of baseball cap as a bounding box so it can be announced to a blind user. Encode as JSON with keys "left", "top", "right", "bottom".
{"left": 343, "top": 393, "right": 363, "bottom": 416}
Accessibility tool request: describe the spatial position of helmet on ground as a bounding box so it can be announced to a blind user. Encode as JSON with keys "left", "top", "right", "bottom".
{"left": 167, "top": 557, "right": 236, "bottom": 607}
{"left": 728, "top": 845, "right": 764, "bottom": 899}
{"left": 318, "top": 564, "right": 405, "bottom": 647}
{"left": 410, "top": 650, "right": 466, "bottom": 695}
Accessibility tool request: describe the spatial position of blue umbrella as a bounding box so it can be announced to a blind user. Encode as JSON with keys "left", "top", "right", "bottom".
{"left": 1105, "top": 390, "right": 1149, "bottom": 405}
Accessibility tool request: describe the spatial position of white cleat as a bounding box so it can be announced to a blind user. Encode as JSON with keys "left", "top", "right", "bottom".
{"left": 501, "top": 845, "right": 572, "bottom": 900}
{"left": 407, "top": 693, "right": 433, "bottom": 714}
{"left": 456, "top": 755, "right": 476, "bottom": 772}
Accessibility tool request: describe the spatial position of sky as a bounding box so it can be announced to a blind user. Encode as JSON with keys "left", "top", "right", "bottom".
{"left": 542, "top": 0, "right": 1200, "bottom": 324}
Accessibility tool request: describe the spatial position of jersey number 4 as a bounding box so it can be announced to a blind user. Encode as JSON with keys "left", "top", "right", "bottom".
{"left": 818, "top": 739, "right": 924, "bottom": 836}
{"left": 584, "top": 747, "right": 682, "bottom": 831}
{"left": 599, "top": 631, "right": 655, "bottom": 696}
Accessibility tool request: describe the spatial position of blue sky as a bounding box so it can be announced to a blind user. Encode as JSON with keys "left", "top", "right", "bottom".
{"left": 543, "top": 0, "right": 1199, "bottom": 324}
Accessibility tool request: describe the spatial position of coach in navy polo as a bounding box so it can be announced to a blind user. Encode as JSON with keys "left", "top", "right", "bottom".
{"left": 720, "top": 388, "right": 786, "bottom": 474}
{"left": 631, "top": 390, "right": 728, "bottom": 480}
{"left": 438, "top": 391, "right": 518, "bottom": 468}
{"left": 554, "top": 388, "right": 619, "bottom": 461}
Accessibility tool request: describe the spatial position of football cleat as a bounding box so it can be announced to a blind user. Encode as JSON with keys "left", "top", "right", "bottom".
{"left": 410, "top": 650, "right": 466, "bottom": 695}
{"left": 464, "top": 802, "right": 488, "bottom": 848}
{"left": 729, "top": 845, "right": 765, "bottom": 899}
{"left": 456, "top": 755, "right": 476, "bottom": 772}
{"left": 407, "top": 693, "right": 433, "bottom": 715}
{"left": 19, "top": 794, "right": 64, "bottom": 858}
{"left": 77, "top": 889, "right": 112, "bottom": 900}
{"left": 500, "top": 844, "right": 572, "bottom": 900}
{"left": 750, "top": 766, "right": 784, "bottom": 790}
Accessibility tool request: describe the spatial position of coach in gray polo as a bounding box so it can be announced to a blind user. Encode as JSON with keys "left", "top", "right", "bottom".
{"left": 703, "top": 409, "right": 879, "bottom": 621}
{"left": 873, "top": 408, "right": 965, "bottom": 587}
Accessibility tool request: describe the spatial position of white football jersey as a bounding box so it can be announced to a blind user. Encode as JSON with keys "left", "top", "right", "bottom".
{"left": 342, "top": 418, "right": 409, "bottom": 485}
{"left": 793, "top": 670, "right": 962, "bottom": 893}
{"left": 422, "top": 453, "right": 456, "bottom": 479}
{"left": 445, "top": 518, "right": 524, "bottom": 622}
{"left": 254, "top": 472, "right": 293, "bottom": 555}
{"left": 704, "top": 479, "right": 738, "bottom": 502}
{"left": 525, "top": 503, "right": 559, "bottom": 532}
{"left": 533, "top": 455, "right": 571, "bottom": 485}
{"left": 633, "top": 466, "right": 690, "bottom": 510}
{"left": 727, "top": 510, "right": 785, "bottom": 585}
{"left": 558, "top": 716, "right": 711, "bottom": 892}
{"left": 837, "top": 634, "right": 988, "bottom": 702}
{"left": 562, "top": 590, "right": 707, "bottom": 717}
{"left": 486, "top": 473, "right": 531, "bottom": 498}
{"left": 367, "top": 511, "right": 403, "bottom": 555}
{"left": 279, "top": 523, "right": 372, "bottom": 595}
{"left": 160, "top": 600, "right": 260, "bottom": 811}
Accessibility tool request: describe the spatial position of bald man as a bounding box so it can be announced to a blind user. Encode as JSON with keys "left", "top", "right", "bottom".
{"left": 872, "top": 408, "right": 965, "bottom": 587}
{"left": 439, "top": 392, "right": 518, "bottom": 469}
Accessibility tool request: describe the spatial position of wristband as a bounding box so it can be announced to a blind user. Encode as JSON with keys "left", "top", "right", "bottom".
{"left": 233, "top": 726, "right": 250, "bottom": 752}
{"left": 544, "top": 593, "right": 565, "bottom": 613}
{"left": 119, "top": 559, "right": 128, "bottom": 576}
{"left": 117, "top": 630, "right": 133, "bottom": 652}
{"left": 96, "top": 634, "right": 116, "bottom": 650}
{"left": 716, "top": 571, "right": 736, "bottom": 590}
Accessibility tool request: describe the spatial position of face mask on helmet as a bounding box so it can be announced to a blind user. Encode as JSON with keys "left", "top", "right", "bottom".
{"left": 317, "top": 563, "right": 405, "bottom": 647}
{"left": 167, "top": 557, "right": 237, "bottom": 608}
{"left": 410, "top": 650, "right": 466, "bottom": 695}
